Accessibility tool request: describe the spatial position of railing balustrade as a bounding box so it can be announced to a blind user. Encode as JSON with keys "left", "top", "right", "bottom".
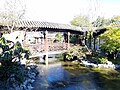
{"left": 23, "top": 42, "right": 68, "bottom": 55}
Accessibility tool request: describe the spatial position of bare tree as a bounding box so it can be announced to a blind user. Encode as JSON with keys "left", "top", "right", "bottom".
{"left": 0, "top": 0, "right": 26, "bottom": 33}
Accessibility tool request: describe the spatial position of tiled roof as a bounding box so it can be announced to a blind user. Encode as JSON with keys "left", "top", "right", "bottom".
{"left": 0, "top": 20, "right": 106, "bottom": 33}
{"left": 14, "top": 21, "right": 82, "bottom": 32}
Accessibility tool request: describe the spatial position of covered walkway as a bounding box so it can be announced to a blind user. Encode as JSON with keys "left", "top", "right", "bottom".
{"left": 0, "top": 20, "right": 107, "bottom": 65}
{"left": 15, "top": 21, "right": 84, "bottom": 65}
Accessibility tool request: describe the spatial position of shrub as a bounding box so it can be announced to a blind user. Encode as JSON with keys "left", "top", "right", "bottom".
{"left": 0, "top": 37, "right": 30, "bottom": 84}
{"left": 0, "top": 38, "right": 30, "bottom": 67}
{"left": 63, "top": 46, "right": 86, "bottom": 61}
{"left": 96, "top": 57, "right": 108, "bottom": 64}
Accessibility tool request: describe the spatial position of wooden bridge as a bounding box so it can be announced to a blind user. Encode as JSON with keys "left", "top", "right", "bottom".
{"left": 29, "top": 51, "right": 64, "bottom": 58}
{"left": 25, "top": 42, "right": 68, "bottom": 58}
{"left": 24, "top": 42, "right": 70, "bottom": 65}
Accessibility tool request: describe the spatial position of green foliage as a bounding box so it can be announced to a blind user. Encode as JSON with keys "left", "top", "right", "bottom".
{"left": 0, "top": 37, "right": 30, "bottom": 67}
{"left": 0, "top": 37, "right": 30, "bottom": 85}
{"left": 0, "top": 37, "right": 7, "bottom": 45}
{"left": 54, "top": 33, "right": 62, "bottom": 42}
{"left": 110, "top": 16, "right": 120, "bottom": 28}
{"left": 100, "top": 28, "right": 120, "bottom": 59}
{"left": 111, "top": 16, "right": 120, "bottom": 23}
{"left": 70, "top": 15, "right": 92, "bottom": 27}
{"left": 92, "top": 16, "right": 110, "bottom": 27}
{"left": 98, "top": 57, "right": 108, "bottom": 64}
{"left": 100, "top": 28, "right": 120, "bottom": 57}
{"left": 0, "top": 63, "right": 26, "bottom": 83}
{"left": 70, "top": 34, "right": 79, "bottom": 43}
{"left": 63, "top": 46, "right": 86, "bottom": 61}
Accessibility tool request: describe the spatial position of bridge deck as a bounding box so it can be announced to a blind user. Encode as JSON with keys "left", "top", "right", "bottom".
{"left": 29, "top": 50, "right": 65, "bottom": 58}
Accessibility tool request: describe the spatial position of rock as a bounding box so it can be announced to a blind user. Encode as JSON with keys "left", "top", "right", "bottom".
{"left": 27, "top": 79, "right": 35, "bottom": 84}
{"left": 20, "top": 84, "right": 27, "bottom": 90}
{"left": 27, "top": 84, "right": 34, "bottom": 90}
{"left": 20, "top": 84, "right": 24, "bottom": 90}
{"left": 27, "top": 66, "right": 31, "bottom": 70}
{"left": 107, "top": 61, "right": 112, "bottom": 65}
{"left": 21, "top": 59, "right": 26, "bottom": 65}
{"left": 81, "top": 60, "right": 98, "bottom": 67}
{"left": 98, "top": 64, "right": 115, "bottom": 69}
{"left": 23, "top": 80, "right": 28, "bottom": 86}
{"left": 30, "top": 65, "right": 37, "bottom": 69}
{"left": 72, "top": 60, "right": 78, "bottom": 63}
{"left": 54, "top": 82, "right": 66, "bottom": 87}
{"left": 29, "top": 60, "right": 36, "bottom": 66}
{"left": 14, "top": 86, "right": 21, "bottom": 90}
{"left": 27, "top": 73, "right": 36, "bottom": 79}
{"left": 12, "top": 83, "right": 21, "bottom": 90}
{"left": 0, "top": 63, "right": 38, "bottom": 90}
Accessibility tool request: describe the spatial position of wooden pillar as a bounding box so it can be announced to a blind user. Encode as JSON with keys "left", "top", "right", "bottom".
{"left": 93, "top": 37, "right": 96, "bottom": 51}
{"left": 0, "top": 33, "right": 3, "bottom": 38}
{"left": 76, "top": 35, "right": 79, "bottom": 44}
{"left": 63, "top": 33, "right": 67, "bottom": 49}
{"left": 63, "top": 40, "right": 66, "bottom": 49}
{"left": 98, "top": 37, "right": 100, "bottom": 49}
{"left": 22, "top": 31, "right": 27, "bottom": 47}
{"left": 67, "top": 32, "right": 70, "bottom": 49}
{"left": 44, "top": 30, "right": 48, "bottom": 66}
{"left": 89, "top": 31, "right": 92, "bottom": 49}
{"left": 85, "top": 31, "right": 87, "bottom": 45}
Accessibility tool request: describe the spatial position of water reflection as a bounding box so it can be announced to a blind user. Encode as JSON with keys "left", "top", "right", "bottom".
{"left": 33, "top": 62, "right": 101, "bottom": 90}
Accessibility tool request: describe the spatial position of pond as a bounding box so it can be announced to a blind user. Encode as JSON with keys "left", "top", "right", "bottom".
{"left": 32, "top": 58, "right": 102, "bottom": 90}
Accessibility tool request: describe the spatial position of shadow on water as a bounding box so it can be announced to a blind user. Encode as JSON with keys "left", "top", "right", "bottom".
{"left": 32, "top": 61, "right": 102, "bottom": 90}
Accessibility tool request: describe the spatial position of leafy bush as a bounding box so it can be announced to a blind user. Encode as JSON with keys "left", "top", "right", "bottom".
{"left": 95, "top": 56, "right": 108, "bottom": 64}
{"left": 100, "top": 28, "right": 120, "bottom": 59}
{"left": 54, "top": 33, "right": 62, "bottom": 42}
{"left": 0, "top": 37, "right": 30, "bottom": 84}
{"left": 0, "top": 37, "right": 30, "bottom": 66}
{"left": 63, "top": 46, "right": 86, "bottom": 61}
{"left": 0, "top": 63, "right": 27, "bottom": 83}
{"left": 98, "top": 57, "right": 108, "bottom": 64}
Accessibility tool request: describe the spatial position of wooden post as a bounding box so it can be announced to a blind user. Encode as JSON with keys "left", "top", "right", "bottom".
{"left": 98, "top": 37, "right": 100, "bottom": 49}
{"left": 93, "top": 37, "right": 96, "bottom": 51}
{"left": 89, "top": 31, "right": 92, "bottom": 49}
{"left": 63, "top": 33, "right": 67, "bottom": 49}
{"left": 63, "top": 40, "right": 66, "bottom": 49}
{"left": 85, "top": 31, "right": 87, "bottom": 45}
{"left": 22, "top": 31, "right": 27, "bottom": 47}
{"left": 67, "top": 32, "right": 70, "bottom": 49}
{"left": 45, "top": 30, "right": 48, "bottom": 66}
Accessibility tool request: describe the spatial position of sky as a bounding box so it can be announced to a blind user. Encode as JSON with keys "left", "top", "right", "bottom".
{"left": 1, "top": 0, "right": 120, "bottom": 24}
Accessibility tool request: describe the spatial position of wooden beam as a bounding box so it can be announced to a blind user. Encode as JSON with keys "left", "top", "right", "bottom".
{"left": 44, "top": 30, "right": 48, "bottom": 66}
{"left": 67, "top": 32, "right": 70, "bottom": 49}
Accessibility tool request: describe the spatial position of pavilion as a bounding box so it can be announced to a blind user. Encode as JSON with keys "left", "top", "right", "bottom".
{"left": 0, "top": 20, "right": 107, "bottom": 65}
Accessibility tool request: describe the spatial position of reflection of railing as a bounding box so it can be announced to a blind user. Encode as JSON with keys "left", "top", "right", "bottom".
{"left": 23, "top": 43, "right": 68, "bottom": 55}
